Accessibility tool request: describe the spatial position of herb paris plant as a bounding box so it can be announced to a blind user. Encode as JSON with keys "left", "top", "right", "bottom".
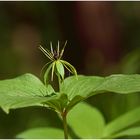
{"left": 39, "top": 41, "right": 77, "bottom": 85}
{"left": 0, "top": 41, "right": 140, "bottom": 138}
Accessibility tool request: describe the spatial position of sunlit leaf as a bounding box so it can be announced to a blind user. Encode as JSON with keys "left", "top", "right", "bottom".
{"left": 61, "top": 74, "right": 140, "bottom": 111}
{"left": 0, "top": 73, "right": 56, "bottom": 113}
{"left": 60, "top": 75, "right": 104, "bottom": 100}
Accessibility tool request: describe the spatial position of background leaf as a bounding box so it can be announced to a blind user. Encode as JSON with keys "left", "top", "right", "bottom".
{"left": 67, "top": 102, "right": 105, "bottom": 138}
{"left": 103, "top": 106, "right": 140, "bottom": 138}
{"left": 111, "top": 127, "right": 140, "bottom": 138}
{"left": 16, "top": 127, "right": 64, "bottom": 139}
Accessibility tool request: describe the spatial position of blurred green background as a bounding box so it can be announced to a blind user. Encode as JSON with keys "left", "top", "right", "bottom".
{"left": 1, "top": 1, "right": 140, "bottom": 138}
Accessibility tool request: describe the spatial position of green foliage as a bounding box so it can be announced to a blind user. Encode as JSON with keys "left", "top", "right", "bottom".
{"left": 43, "top": 62, "right": 53, "bottom": 85}
{"left": 61, "top": 75, "right": 104, "bottom": 100}
{"left": 61, "top": 74, "right": 140, "bottom": 112}
{"left": 121, "top": 49, "right": 140, "bottom": 74}
{"left": 56, "top": 60, "right": 65, "bottom": 80}
{"left": 61, "top": 74, "right": 140, "bottom": 98}
{"left": 68, "top": 103, "right": 140, "bottom": 139}
{"left": 15, "top": 102, "right": 140, "bottom": 139}
{"left": 60, "top": 60, "right": 77, "bottom": 77}
{"left": 67, "top": 102, "right": 105, "bottom": 138}
{"left": 0, "top": 73, "right": 47, "bottom": 113}
{"left": 103, "top": 106, "right": 140, "bottom": 138}
{"left": 16, "top": 127, "right": 64, "bottom": 139}
{"left": 1, "top": 65, "right": 140, "bottom": 138}
{"left": 110, "top": 127, "right": 140, "bottom": 138}
{"left": 2, "top": 74, "right": 140, "bottom": 114}
{"left": 44, "top": 93, "right": 68, "bottom": 113}
{"left": 39, "top": 42, "right": 77, "bottom": 83}
{"left": 0, "top": 73, "right": 61, "bottom": 113}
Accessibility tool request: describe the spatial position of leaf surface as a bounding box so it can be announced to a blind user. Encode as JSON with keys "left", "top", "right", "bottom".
{"left": 16, "top": 127, "right": 64, "bottom": 139}
{"left": 61, "top": 74, "right": 140, "bottom": 111}
{"left": 111, "top": 127, "right": 140, "bottom": 138}
{"left": 67, "top": 102, "right": 105, "bottom": 138}
{"left": 0, "top": 73, "right": 55, "bottom": 113}
{"left": 56, "top": 60, "right": 64, "bottom": 79}
{"left": 45, "top": 93, "right": 68, "bottom": 113}
{"left": 61, "top": 75, "right": 103, "bottom": 100}
{"left": 103, "top": 106, "right": 140, "bottom": 138}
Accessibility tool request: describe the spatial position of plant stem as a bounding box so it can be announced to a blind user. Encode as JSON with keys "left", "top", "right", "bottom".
{"left": 57, "top": 70, "right": 68, "bottom": 138}
{"left": 62, "top": 111, "right": 68, "bottom": 139}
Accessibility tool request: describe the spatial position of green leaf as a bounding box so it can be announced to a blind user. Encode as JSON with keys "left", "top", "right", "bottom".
{"left": 0, "top": 73, "right": 56, "bottom": 113}
{"left": 67, "top": 102, "right": 105, "bottom": 138}
{"left": 95, "top": 74, "right": 140, "bottom": 94}
{"left": 121, "top": 48, "right": 140, "bottom": 74}
{"left": 65, "top": 95, "right": 84, "bottom": 112}
{"left": 60, "top": 75, "right": 104, "bottom": 100}
{"left": 61, "top": 74, "right": 140, "bottom": 111}
{"left": 45, "top": 93, "right": 68, "bottom": 113}
{"left": 60, "top": 60, "right": 77, "bottom": 77}
{"left": 44, "top": 62, "right": 53, "bottom": 85}
{"left": 103, "top": 106, "right": 140, "bottom": 138}
{"left": 51, "top": 61, "right": 55, "bottom": 81}
{"left": 111, "top": 127, "right": 140, "bottom": 138}
{"left": 16, "top": 127, "right": 64, "bottom": 139}
{"left": 56, "top": 60, "right": 65, "bottom": 80}
{"left": 46, "top": 84, "right": 55, "bottom": 96}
